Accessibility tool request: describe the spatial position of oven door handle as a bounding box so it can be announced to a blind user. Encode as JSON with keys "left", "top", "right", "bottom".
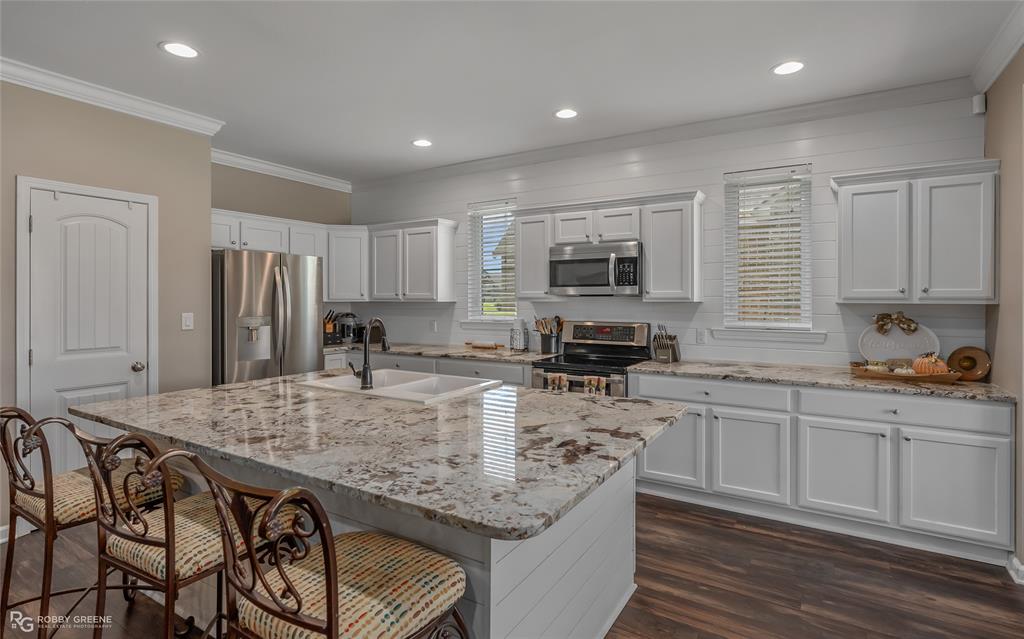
{"left": 535, "top": 370, "right": 625, "bottom": 385}
{"left": 608, "top": 252, "right": 616, "bottom": 294}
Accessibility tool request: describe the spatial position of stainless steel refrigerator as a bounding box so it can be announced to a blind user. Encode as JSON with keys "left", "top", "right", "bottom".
{"left": 212, "top": 249, "right": 324, "bottom": 385}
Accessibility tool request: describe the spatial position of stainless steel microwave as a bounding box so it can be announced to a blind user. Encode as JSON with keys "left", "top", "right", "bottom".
{"left": 549, "top": 241, "right": 642, "bottom": 296}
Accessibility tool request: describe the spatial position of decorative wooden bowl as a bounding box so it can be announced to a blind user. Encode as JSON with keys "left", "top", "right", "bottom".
{"left": 850, "top": 365, "right": 962, "bottom": 384}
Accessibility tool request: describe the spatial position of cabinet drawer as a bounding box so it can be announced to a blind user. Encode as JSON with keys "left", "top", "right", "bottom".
{"left": 634, "top": 375, "right": 791, "bottom": 412}
{"left": 371, "top": 354, "right": 436, "bottom": 373}
{"left": 435, "top": 359, "right": 526, "bottom": 386}
{"left": 798, "top": 389, "right": 1012, "bottom": 435}
{"left": 324, "top": 353, "right": 349, "bottom": 370}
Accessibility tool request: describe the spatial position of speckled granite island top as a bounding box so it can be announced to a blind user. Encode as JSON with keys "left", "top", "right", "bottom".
{"left": 324, "top": 342, "right": 550, "bottom": 364}
{"left": 630, "top": 360, "right": 1015, "bottom": 403}
{"left": 69, "top": 372, "right": 685, "bottom": 540}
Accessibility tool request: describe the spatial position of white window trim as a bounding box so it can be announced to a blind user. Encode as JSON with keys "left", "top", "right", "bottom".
{"left": 467, "top": 199, "right": 517, "bottom": 322}
{"left": 723, "top": 164, "right": 813, "bottom": 331}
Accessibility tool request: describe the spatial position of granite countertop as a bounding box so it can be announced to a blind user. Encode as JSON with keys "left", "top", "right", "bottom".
{"left": 629, "top": 360, "right": 1016, "bottom": 403}
{"left": 324, "top": 342, "right": 550, "bottom": 365}
{"left": 69, "top": 372, "right": 684, "bottom": 540}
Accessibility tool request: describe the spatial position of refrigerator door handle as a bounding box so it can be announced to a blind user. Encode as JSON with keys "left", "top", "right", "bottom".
{"left": 274, "top": 266, "right": 286, "bottom": 361}
{"left": 281, "top": 265, "right": 293, "bottom": 359}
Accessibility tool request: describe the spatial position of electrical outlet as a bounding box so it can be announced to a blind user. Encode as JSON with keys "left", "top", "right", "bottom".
{"left": 695, "top": 328, "right": 706, "bottom": 345}
{"left": 430, "top": 320, "right": 438, "bottom": 333}
{"left": 181, "top": 312, "right": 194, "bottom": 331}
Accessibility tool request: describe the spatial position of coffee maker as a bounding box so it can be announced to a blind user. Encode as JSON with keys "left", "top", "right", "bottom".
{"left": 323, "top": 311, "right": 360, "bottom": 345}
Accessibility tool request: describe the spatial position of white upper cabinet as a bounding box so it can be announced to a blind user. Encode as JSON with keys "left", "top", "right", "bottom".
{"left": 641, "top": 198, "right": 703, "bottom": 301}
{"left": 515, "top": 214, "right": 553, "bottom": 299}
{"left": 370, "top": 229, "right": 402, "bottom": 300}
{"left": 402, "top": 226, "right": 437, "bottom": 300}
{"left": 832, "top": 160, "right": 998, "bottom": 304}
{"left": 915, "top": 173, "right": 996, "bottom": 301}
{"left": 594, "top": 206, "right": 640, "bottom": 242}
{"left": 327, "top": 227, "right": 368, "bottom": 301}
{"left": 837, "top": 181, "right": 911, "bottom": 301}
{"left": 552, "top": 211, "right": 593, "bottom": 244}
{"left": 239, "top": 217, "right": 290, "bottom": 252}
{"left": 288, "top": 224, "right": 327, "bottom": 257}
{"left": 211, "top": 211, "right": 242, "bottom": 249}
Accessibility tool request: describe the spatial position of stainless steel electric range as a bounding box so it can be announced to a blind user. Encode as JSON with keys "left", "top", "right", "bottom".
{"left": 531, "top": 321, "right": 651, "bottom": 397}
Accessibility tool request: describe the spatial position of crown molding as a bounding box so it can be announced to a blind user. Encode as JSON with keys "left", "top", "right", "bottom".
{"left": 211, "top": 149, "right": 352, "bottom": 193}
{"left": 972, "top": 2, "right": 1024, "bottom": 92}
{"left": 829, "top": 159, "right": 1000, "bottom": 192}
{"left": 0, "top": 57, "right": 224, "bottom": 136}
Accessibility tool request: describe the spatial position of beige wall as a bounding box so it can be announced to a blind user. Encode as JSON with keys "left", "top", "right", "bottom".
{"left": 212, "top": 163, "right": 350, "bottom": 224}
{"left": 984, "top": 46, "right": 1024, "bottom": 559}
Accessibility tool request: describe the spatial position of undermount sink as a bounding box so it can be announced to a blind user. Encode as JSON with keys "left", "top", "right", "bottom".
{"left": 301, "top": 369, "right": 502, "bottom": 405}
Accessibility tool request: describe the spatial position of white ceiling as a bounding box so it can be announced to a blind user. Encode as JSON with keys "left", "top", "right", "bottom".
{"left": 0, "top": 1, "right": 1016, "bottom": 183}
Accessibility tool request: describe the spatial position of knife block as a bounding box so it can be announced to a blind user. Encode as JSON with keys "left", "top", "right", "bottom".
{"left": 653, "top": 335, "right": 680, "bottom": 363}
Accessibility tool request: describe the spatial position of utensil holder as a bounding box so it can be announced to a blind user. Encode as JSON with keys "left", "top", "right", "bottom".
{"left": 540, "top": 334, "right": 561, "bottom": 354}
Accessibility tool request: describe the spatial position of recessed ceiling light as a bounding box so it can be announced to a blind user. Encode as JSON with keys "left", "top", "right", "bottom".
{"left": 772, "top": 61, "right": 804, "bottom": 75}
{"left": 412, "top": 139, "right": 433, "bottom": 148}
{"left": 554, "top": 108, "right": 578, "bottom": 119}
{"left": 159, "top": 42, "right": 199, "bottom": 59}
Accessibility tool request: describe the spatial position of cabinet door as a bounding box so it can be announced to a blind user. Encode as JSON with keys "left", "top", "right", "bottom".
{"left": 712, "top": 408, "right": 791, "bottom": 505}
{"left": 594, "top": 206, "right": 640, "bottom": 242}
{"left": 639, "top": 404, "right": 707, "bottom": 489}
{"left": 899, "top": 427, "right": 1012, "bottom": 547}
{"left": 552, "top": 211, "right": 593, "bottom": 244}
{"left": 289, "top": 224, "right": 327, "bottom": 257}
{"left": 641, "top": 201, "right": 700, "bottom": 301}
{"left": 915, "top": 173, "right": 995, "bottom": 301}
{"left": 327, "top": 229, "right": 368, "bottom": 301}
{"left": 797, "top": 418, "right": 891, "bottom": 523}
{"left": 370, "top": 229, "right": 402, "bottom": 300}
{"left": 402, "top": 227, "right": 437, "bottom": 300}
{"left": 239, "top": 217, "right": 290, "bottom": 252}
{"left": 324, "top": 353, "right": 349, "bottom": 370}
{"left": 515, "top": 215, "right": 553, "bottom": 299}
{"left": 838, "top": 182, "right": 910, "bottom": 300}
{"left": 211, "top": 212, "right": 241, "bottom": 249}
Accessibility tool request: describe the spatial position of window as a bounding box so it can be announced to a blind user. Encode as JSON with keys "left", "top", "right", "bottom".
{"left": 723, "top": 165, "right": 812, "bottom": 329}
{"left": 467, "top": 200, "right": 517, "bottom": 320}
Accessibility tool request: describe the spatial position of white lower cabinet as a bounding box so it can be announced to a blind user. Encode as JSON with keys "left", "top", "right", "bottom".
{"left": 324, "top": 353, "right": 349, "bottom": 370}
{"left": 369, "top": 354, "right": 437, "bottom": 373}
{"left": 711, "top": 408, "right": 791, "bottom": 505}
{"left": 639, "top": 404, "right": 707, "bottom": 489}
{"left": 797, "top": 417, "right": 892, "bottom": 523}
{"left": 434, "top": 359, "right": 527, "bottom": 386}
{"left": 899, "top": 427, "right": 1012, "bottom": 547}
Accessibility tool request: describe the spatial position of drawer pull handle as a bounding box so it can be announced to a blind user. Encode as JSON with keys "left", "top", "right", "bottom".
{"left": 474, "top": 370, "right": 480, "bottom": 375}
{"left": 395, "top": 363, "right": 400, "bottom": 368}
{"left": 703, "top": 391, "right": 710, "bottom": 396}
{"left": 889, "top": 408, "right": 900, "bottom": 415}
{"left": 904, "top": 436, "right": 911, "bottom": 442}
{"left": 879, "top": 433, "right": 887, "bottom": 438}
{"left": 713, "top": 415, "right": 720, "bottom": 420}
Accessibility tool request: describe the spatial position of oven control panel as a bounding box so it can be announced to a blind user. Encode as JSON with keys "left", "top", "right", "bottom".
{"left": 572, "top": 324, "right": 635, "bottom": 342}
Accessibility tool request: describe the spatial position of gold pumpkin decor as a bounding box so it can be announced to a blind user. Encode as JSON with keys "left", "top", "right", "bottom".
{"left": 912, "top": 352, "right": 949, "bottom": 375}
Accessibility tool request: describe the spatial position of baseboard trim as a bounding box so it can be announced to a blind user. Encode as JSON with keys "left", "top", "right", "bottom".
{"left": 638, "top": 481, "right": 1012, "bottom": 566}
{"left": 1008, "top": 556, "right": 1024, "bottom": 585}
{"left": 598, "top": 583, "right": 637, "bottom": 639}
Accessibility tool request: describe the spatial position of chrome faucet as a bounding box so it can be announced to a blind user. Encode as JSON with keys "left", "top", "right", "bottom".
{"left": 351, "top": 317, "right": 390, "bottom": 389}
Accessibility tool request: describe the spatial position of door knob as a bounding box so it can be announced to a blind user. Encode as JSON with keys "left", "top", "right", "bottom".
{"left": 131, "top": 361, "right": 146, "bottom": 372}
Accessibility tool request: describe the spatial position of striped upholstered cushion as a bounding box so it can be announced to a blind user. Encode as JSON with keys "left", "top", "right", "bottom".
{"left": 237, "top": 531, "right": 466, "bottom": 639}
{"left": 13, "top": 466, "right": 184, "bottom": 527}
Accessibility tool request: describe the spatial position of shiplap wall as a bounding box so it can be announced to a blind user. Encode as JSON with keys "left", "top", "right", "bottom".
{"left": 350, "top": 81, "right": 988, "bottom": 365}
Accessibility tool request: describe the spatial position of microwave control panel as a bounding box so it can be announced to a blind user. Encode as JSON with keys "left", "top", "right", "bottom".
{"left": 614, "top": 259, "right": 638, "bottom": 286}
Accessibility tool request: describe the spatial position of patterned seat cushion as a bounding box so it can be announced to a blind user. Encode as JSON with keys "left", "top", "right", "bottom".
{"left": 13, "top": 465, "right": 184, "bottom": 527}
{"left": 105, "top": 493, "right": 297, "bottom": 582}
{"left": 238, "top": 531, "right": 466, "bottom": 639}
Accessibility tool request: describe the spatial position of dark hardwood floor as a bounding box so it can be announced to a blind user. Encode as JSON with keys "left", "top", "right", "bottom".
{"left": 3, "top": 493, "right": 1023, "bottom": 638}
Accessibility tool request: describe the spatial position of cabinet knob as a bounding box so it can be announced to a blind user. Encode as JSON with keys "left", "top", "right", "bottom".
{"left": 395, "top": 363, "right": 401, "bottom": 368}
{"left": 395, "top": 293, "right": 400, "bottom": 297}
{"left": 889, "top": 408, "right": 900, "bottom": 415}
{"left": 904, "top": 436, "right": 911, "bottom": 442}
{"left": 230, "top": 240, "right": 237, "bottom": 245}
{"left": 598, "top": 233, "right": 603, "bottom": 239}
{"left": 703, "top": 391, "right": 710, "bottom": 396}
{"left": 585, "top": 234, "right": 590, "bottom": 240}
{"left": 898, "top": 287, "right": 906, "bottom": 294}
{"left": 645, "top": 289, "right": 650, "bottom": 294}
{"left": 474, "top": 370, "right": 480, "bottom": 375}
{"left": 242, "top": 241, "right": 249, "bottom": 247}
{"left": 713, "top": 415, "right": 720, "bottom": 420}
{"left": 879, "top": 433, "right": 887, "bottom": 438}
{"left": 922, "top": 287, "right": 930, "bottom": 293}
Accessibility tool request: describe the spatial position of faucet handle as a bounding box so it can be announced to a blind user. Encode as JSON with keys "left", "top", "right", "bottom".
{"left": 348, "top": 362, "right": 359, "bottom": 377}
{"left": 380, "top": 335, "right": 391, "bottom": 352}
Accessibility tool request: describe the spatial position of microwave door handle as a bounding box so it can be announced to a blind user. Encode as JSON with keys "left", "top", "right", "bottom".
{"left": 608, "top": 252, "right": 616, "bottom": 294}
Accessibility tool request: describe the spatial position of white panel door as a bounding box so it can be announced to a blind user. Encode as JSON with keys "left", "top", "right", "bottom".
{"left": 838, "top": 182, "right": 911, "bottom": 301}
{"left": 899, "top": 427, "right": 1012, "bottom": 547}
{"left": 28, "top": 186, "right": 150, "bottom": 474}
{"left": 552, "top": 211, "right": 593, "bottom": 244}
{"left": 515, "top": 214, "right": 553, "bottom": 299}
{"left": 327, "top": 228, "right": 368, "bottom": 301}
{"left": 641, "top": 201, "right": 698, "bottom": 301}
{"left": 797, "top": 417, "right": 892, "bottom": 523}
{"left": 638, "top": 405, "right": 707, "bottom": 489}
{"left": 211, "top": 211, "right": 240, "bottom": 249}
{"left": 594, "top": 206, "right": 640, "bottom": 242}
{"left": 915, "top": 173, "right": 996, "bottom": 301}
{"left": 712, "top": 408, "right": 791, "bottom": 505}
{"left": 239, "top": 217, "right": 289, "bottom": 252}
{"left": 402, "top": 227, "right": 437, "bottom": 300}
{"left": 370, "top": 229, "right": 402, "bottom": 300}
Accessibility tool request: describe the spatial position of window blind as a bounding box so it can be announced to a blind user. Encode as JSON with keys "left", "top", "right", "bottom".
{"left": 723, "top": 165, "right": 812, "bottom": 329}
{"left": 467, "top": 199, "right": 517, "bottom": 320}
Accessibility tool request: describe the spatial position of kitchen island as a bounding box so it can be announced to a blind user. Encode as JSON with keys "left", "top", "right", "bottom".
{"left": 70, "top": 370, "right": 686, "bottom": 638}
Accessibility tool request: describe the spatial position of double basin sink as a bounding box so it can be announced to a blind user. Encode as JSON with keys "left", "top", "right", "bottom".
{"left": 300, "top": 369, "right": 503, "bottom": 405}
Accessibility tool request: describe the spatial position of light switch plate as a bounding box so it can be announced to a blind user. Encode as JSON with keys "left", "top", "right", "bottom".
{"left": 695, "top": 328, "right": 706, "bottom": 345}
{"left": 181, "top": 312, "right": 194, "bottom": 331}
{"left": 430, "top": 320, "right": 438, "bottom": 333}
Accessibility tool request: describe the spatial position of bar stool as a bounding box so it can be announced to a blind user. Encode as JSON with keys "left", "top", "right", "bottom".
{"left": 0, "top": 407, "right": 184, "bottom": 639}
{"left": 145, "top": 448, "right": 471, "bottom": 639}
